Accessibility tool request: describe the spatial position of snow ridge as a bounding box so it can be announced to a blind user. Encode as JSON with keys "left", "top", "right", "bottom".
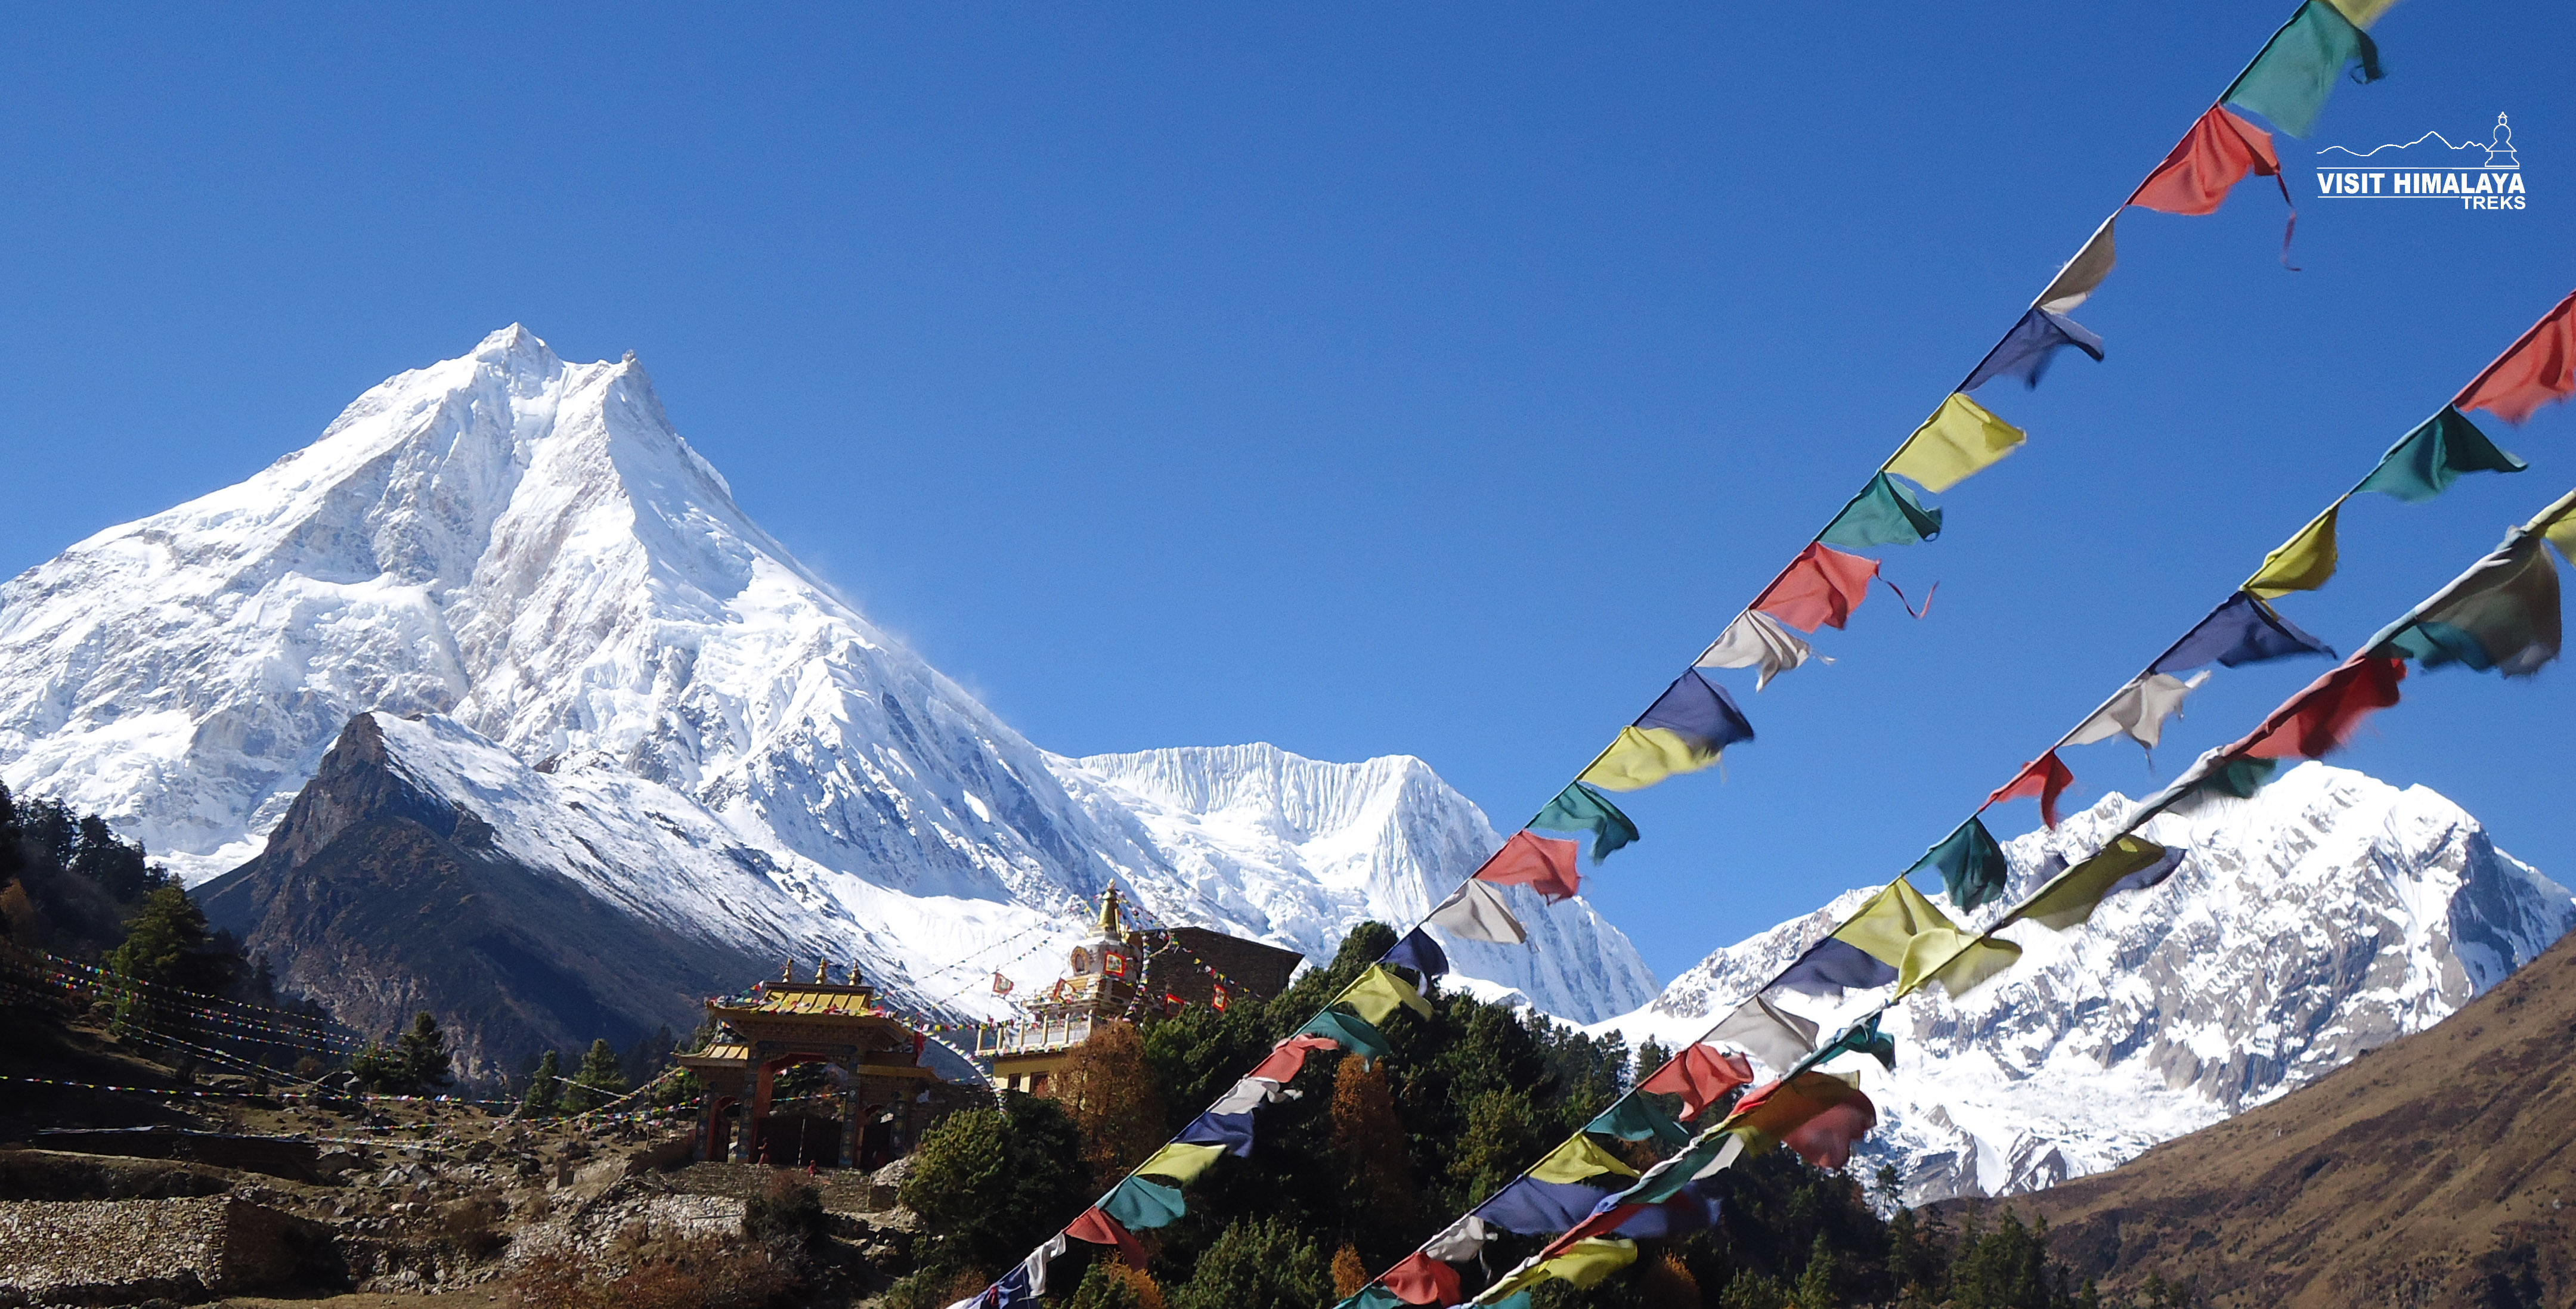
{"left": 1595, "top": 762, "right": 2574, "bottom": 1205}
{"left": 0, "top": 328, "right": 1655, "bottom": 1023}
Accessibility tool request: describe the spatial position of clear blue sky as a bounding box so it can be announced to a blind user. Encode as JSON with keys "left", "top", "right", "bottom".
{"left": 3, "top": 2, "right": 2570, "bottom": 982}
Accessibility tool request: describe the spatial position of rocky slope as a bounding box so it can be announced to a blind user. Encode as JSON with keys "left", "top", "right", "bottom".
{"left": 1955, "top": 916, "right": 2576, "bottom": 1308}
{"left": 1596, "top": 762, "right": 2575, "bottom": 1206}
{"left": 0, "top": 327, "right": 1652, "bottom": 1037}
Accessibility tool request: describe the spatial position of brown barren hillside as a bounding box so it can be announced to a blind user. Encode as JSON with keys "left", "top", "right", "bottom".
{"left": 1950, "top": 925, "right": 2576, "bottom": 1307}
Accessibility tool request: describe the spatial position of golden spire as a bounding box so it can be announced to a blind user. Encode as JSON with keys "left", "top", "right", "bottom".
{"left": 1094, "top": 885, "right": 1123, "bottom": 938}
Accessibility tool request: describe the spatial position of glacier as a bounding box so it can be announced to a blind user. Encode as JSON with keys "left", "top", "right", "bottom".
{"left": 0, "top": 327, "right": 1654, "bottom": 1025}
{"left": 1593, "top": 762, "right": 2576, "bottom": 1205}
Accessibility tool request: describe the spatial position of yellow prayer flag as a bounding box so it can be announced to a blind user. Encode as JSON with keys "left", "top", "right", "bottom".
{"left": 1338, "top": 965, "right": 1432, "bottom": 1027}
{"left": 2246, "top": 502, "right": 2342, "bottom": 599}
{"left": 2324, "top": 0, "right": 2400, "bottom": 28}
{"left": 1528, "top": 1133, "right": 1639, "bottom": 1185}
{"left": 1136, "top": 1142, "right": 1227, "bottom": 1186}
{"left": 1896, "top": 927, "right": 2023, "bottom": 998}
{"left": 2010, "top": 836, "right": 2172, "bottom": 930}
{"left": 1831, "top": 879, "right": 1957, "bottom": 969}
{"left": 1577, "top": 725, "right": 1719, "bottom": 793}
{"left": 2538, "top": 492, "right": 2576, "bottom": 562}
{"left": 1885, "top": 393, "right": 2027, "bottom": 493}
{"left": 1537, "top": 1239, "right": 1640, "bottom": 1290}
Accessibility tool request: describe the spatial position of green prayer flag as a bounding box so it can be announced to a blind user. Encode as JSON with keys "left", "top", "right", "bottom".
{"left": 1102, "top": 1175, "right": 1186, "bottom": 1230}
{"left": 1820, "top": 472, "right": 1944, "bottom": 548}
{"left": 1815, "top": 1015, "right": 1897, "bottom": 1072}
{"left": 1297, "top": 1009, "right": 1394, "bottom": 1066}
{"left": 2194, "top": 755, "right": 2281, "bottom": 800}
{"left": 2371, "top": 533, "right": 2561, "bottom": 677}
{"left": 2358, "top": 407, "right": 2527, "bottom": 504}
{"left": 2225, "top": 0, "right": 2382, "bottom": 138}
{"left": 1529, "top": 783, "right": 1640, "bottom": 864}
{"left": 1909, "top": 818, "right": 2010, "bottom": 912}
{"left": 1336, "top": 1289, "right": 1403, "bottom": 1309}
{"left": 1587, "top": 1093, "right": 1691, "bottom": 1146}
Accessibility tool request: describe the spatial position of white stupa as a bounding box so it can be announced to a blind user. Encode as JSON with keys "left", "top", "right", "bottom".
{"left": 2485, "top": 113, "right": 2519, "bottom": 168}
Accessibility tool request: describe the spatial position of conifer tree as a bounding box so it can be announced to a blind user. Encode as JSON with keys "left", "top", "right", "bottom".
{"left": 1330, "top": 1245, "right": 1370, "bottom": 1298}
{"left": 1796, "top": 1231, "right": 1843, "bottom": 1308}
{"left": 395, "top": 1012, "right": 453, "bottom": 1092}
{"left": 104, "top": 883, "right": 211, "bottom": 987}
{"left": 518, "top": 1050, "right": 563, "bottom": 1118}
{"left": 564, "top": 1037, "right": 627, "bottom": 1113}
{"left": 1056, "top": 1019, "right": 1166, "bottom": 1183}
{"left": 1329, "top": 1054, "right": 1416, "bottom": 1242}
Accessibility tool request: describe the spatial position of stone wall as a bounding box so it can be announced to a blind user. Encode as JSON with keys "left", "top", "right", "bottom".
{"left": 0, "top": 1195, "right": 332, "bottom": 1305}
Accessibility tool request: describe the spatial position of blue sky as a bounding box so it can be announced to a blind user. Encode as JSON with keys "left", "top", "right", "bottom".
{"left": 2, "top": 2, "right": 2570, "bottom": 983}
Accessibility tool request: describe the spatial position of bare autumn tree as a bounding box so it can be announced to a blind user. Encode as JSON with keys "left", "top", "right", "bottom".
{"left": 1329, "top": 1054, "right": 1416, "bottom": 1237}
{"left": 1054, "top": 1020, "right": 1166, "bottom": 1183}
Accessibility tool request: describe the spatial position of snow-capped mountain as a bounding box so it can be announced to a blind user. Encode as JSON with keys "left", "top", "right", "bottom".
{"left": 0, "top": 327, "right": 1654, "bottom": 1025}
{"left": 1595, "top": 763, "right": 2575, "bottom": 1205}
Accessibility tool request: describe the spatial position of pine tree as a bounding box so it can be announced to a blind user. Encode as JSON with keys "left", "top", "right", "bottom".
{"left": 1170, "top": 1217, "right": 1327, "bottom": 1309}
{"left": 1448, "top": 1088, "right": 1540, "bottom": 1202}
{"left": 564, "top": 1038, "right": 627, "bottom": 1113}
{"left": 518, "top": 1050, "right": 563, "bottom": 1118}
{"left": 395, "top": 1012, "right": 454, "bottom": 1093}
{"left": 104, "top": 883, "right": 211, "bottom": 986}
{"left": 1330, "top": 1245, "right": 1370, "bottom": 1298}
{"left": 1796, "top": 1230, "right": 1843, "bottom": 1308}
{"left": 349, "top": 1040, "right": 405, "bottom": 1094}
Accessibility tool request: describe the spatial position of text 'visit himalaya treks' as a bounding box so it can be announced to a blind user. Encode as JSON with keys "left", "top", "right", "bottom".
{"left": 928, "top": 4, "right": 2576, "bottom": 1308}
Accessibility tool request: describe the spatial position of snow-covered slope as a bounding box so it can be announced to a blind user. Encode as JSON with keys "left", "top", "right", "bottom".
{"left": 0, "top": 327, "right": 1654, "bottom": 1023}
{"left": 1595, "top": 763, "right": 2574, "bottom": 1205}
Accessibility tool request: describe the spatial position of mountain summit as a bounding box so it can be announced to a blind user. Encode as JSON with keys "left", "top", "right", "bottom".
{"left": 0, "top": 328, "right": 1654, "bottom": 1027}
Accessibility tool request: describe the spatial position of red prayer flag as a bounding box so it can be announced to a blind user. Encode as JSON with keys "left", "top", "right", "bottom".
{"left": 1639, "top": 1044, "right": 1756, "bottom": 1122}
{"left": 1247, "top": 1033, "right": 1340, "bottom": 1084}
{"left": 1779, "top": 1095, "right": 1878, "bottom": 1170}
{"left": 2456, "top": 290, "right": 2576, "bottom": 424}
{"left": 2129, "top": 107, "right": 2282, "bottom": 215}
{"left": 1064, "top": 1206, "right": 1150, "bottom": 1269}
{"left": 2238, "top": 656, "right": 2407, "bottom": 760}
{"left": 1383, "top": 1252, "right": 1464, "bottom": 1305}
{"left": 1474, "top": 831, "right": 1583, "bottom": 902}
{"left": 1754, "top": 543, "right": 1881, "bottom": 633}
{"left": 1986, "top": 751, "right": 2076, "bottom": 828}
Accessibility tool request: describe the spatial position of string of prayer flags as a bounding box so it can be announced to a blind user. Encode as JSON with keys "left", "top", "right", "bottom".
{"left": 2069, "top": 671, "right": 2211, "bottom": 752}
{"left": 2008, "top": 835, "right": 2182, "bottom": 930}
{"left": 2225, "top": 0, "right": 2382, "bottom": 138}
{"left": 1962, "top": 308, "right": 2106, "bottom": 393}
{"left": 1137, "top": 1142, "right": 1226, "bottom": 1186}
{"left": 1426, "top": 878, "right": 1528, "bottom": 945}
{"left": 1528, "top": 783, "right": 1639, "bottom": 864}
{"left": 1885, "top": 393, "right": 2029, "bottom": 493}
{"left": 1754, "top": 542, "right": 1883, "bottom": 632}
{"left": 1707, "top": 994, "right": 1821, "bottom": 1074}
{"left": 2240, "top": 655, "right": 2407, "bottom": 759}
{"left": 1775, "top": 880, "right": 2021, "bottom": 1000}
{"left": 2131, "top": 106, "right": 2286, "bottom": 216}
{"left": 1383, "top": 1252, "right": 1463, "bottom": 1307}
{"left": 2372, "top": 534, "right": 2562, "bottom": 676}
{"left": 1473, "top": 832, "right": 1584, "bottom": 901}
{"left": 2152, "top": 591, "right": 2336, "bottom": 673}
{"left": 1339, "top": 966, "right": 1434, "bottom": 1026}
{"left": 1296, "top": 1009, "right": 1394, "bottom": 1066}
{"left": 1178, "top": 1108, "right": 1258, "bottom": 1157}
{"left": 2038, "top": 218, "right": 2117, "bottom": 314}
{"left": 1696, "top": 609, "right": 1828, "bottom": 691}
{"left": 1822, "top": 473, "right": 1945, "bottom": 548}
{"left": 1383, "top": 928, "right": 1449, "bottom": 980}
{"left": 1065, "top": 1206, "right": 1148, "bottom": 1268}
{"left": 2247, "top": 502, "right": 2343, "bottom": 598}
{"left": 2454, "top": 291, "right": 2576, "bottom": 425}
{"left": 2357, "top": 407, "right": 2527, "bottom": 503}
{"left": 1908, "top": 818, "right": 2010, "bottom": 912}
{"left": 1986, "top": 750, "right": 2076, "bottom": 828}
{"left": 1578, "top": 671, "right": 1754, "bottom": 792}
{"left": 1638, "top": 1044, "right": 1756, "bottom": 1121}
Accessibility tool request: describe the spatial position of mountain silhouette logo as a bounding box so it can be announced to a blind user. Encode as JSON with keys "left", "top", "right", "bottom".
{"left": 2313, "top": 113, "right": 2527, "bottom": 210}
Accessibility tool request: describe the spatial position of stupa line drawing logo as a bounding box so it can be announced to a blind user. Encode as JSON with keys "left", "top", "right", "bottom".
{"left": 2314, "top": 112, "right": 2525, "bottom": 209}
